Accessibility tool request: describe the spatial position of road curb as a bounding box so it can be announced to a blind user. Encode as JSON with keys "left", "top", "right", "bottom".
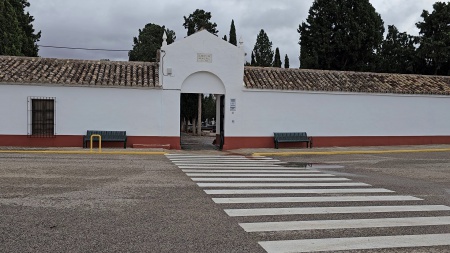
{"left": 0, "top": 150, "right": 168, "bottom": 155}
{"left": 253, "top": 148, "right": 450, "bottom": 156}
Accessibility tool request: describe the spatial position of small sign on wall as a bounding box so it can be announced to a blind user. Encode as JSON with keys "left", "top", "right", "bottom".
{"left": 197, "top": 53, "right": 212, "bottom": 63}
{"left": 230, "top": 98, "right": 236, "bottom": 111}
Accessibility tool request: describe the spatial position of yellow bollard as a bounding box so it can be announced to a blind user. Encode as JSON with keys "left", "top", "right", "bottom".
{"left": 90, "top": 134, "right": 102, "bottom": 153}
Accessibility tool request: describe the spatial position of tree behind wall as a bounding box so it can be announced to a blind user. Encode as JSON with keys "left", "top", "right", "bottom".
{"left": 0, "top": 0, "right": 40, "bottom": 56}
{"left": 229, "top": 20, "right": 237, "bottom": 46}
{"left": 416, "top": 2, "right": 450, "bottom": 76}
{"left": 377, "top": 25, "right": 418, "bottom": 74}
{"left": 202, "top": 94, "right": 216, "bottom": 122}
{"left": 298, "top": 0, "right": 384, "bottom": 71}
{"left": 273, "top": 47, "right": 282, "bottom": 68}
{"left": 252, "top": 29, "right": 274, "bottom": 67}
{"left": 284, "top": 54, "right": 290, "bottom": 68}
{"left": 129, "top": 23, "right": 176, "bottom": 62}
{"left": 183, "top": 9, "right": 218, "bottom": 36}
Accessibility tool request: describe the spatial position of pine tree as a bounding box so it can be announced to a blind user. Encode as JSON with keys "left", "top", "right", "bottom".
{"left": 298, "top": 0, "right": 384, "bottom": 71}
{"left": 273, "top": 47, "right": 282, "bottom": 67}
{"left": 252, "top": 29, "right": 274, "bottom": 67}
{"left": 284, "top": 54, "right": 290, "bottom": 68}
{"left": 129, "top": 23, "right": 176, "bottom": 62}
{"left": 229, "top": 20, "right": 237, "bottom": 46}
{"left": 183, "top": 9, "right": 218, "bottom": 36}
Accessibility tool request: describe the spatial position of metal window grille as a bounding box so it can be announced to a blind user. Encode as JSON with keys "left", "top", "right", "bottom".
{"left": 27, "top": 97, "right": 56, "bottom": 137}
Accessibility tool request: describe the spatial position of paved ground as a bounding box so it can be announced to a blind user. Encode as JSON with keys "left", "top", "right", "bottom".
{"left": 0, "top": 145, "right": 449, "bottom": 252}
{"left": 180, "top": 133, "right": 217, "bottom": 151}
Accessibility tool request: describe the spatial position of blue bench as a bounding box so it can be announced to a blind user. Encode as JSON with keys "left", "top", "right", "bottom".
{"left": 274, "top": 132, "right": 312, "bottom": 149}
{"left": 83, "top": 130, "right": 127, "bottom": 149}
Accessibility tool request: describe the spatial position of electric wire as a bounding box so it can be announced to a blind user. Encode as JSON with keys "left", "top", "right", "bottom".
{"left": 37, "top": 45, "right": 129, "bottom": 52}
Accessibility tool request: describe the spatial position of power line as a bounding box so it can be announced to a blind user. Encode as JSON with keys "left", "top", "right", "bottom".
{"left": 38, "top": 45, "right": 130, "bottom": 52}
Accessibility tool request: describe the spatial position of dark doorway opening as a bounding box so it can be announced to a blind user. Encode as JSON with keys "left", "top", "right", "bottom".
{"left": 180, "top": 93, "right": 221, "bottom": 151}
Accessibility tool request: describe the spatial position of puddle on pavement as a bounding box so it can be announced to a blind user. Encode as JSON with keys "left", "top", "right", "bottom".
{"left": 280, "top": 162, "right": 345, "bottom": 169}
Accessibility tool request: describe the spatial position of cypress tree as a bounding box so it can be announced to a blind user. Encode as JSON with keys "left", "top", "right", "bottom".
{"left": 416, "top": 2, "right": 450, "bottom": 75}
{"left": 0, "top": 0, "right": 22, "bottom": 56}
{"left": 377, "top": 25, "right": 417, "bottom": 74}
{"left": 284, "top": 54, "right": 290, "bottom": 68}
{"left": 229, "top": 20, "right": 237, "bottom": 46}
{"left": 252, "top": 29, "right": 274, "bottom": 67}
{"left": 298, "top": 0, "right": 384, "bottom": 71}
{"left": 273, "top": 47, "right": 282, "bottom": 67}
{"left": 0, "top": 0, "right": 40, "bottom": 56}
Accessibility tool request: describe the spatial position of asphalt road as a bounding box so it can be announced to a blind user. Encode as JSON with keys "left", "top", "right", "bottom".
{"left": 0, "top": 151, "right": 449, "bottom": 252}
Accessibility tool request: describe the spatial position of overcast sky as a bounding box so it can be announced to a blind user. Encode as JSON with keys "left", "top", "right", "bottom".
{"left": 28, "top": 0, "right": 437, "bottom": 68}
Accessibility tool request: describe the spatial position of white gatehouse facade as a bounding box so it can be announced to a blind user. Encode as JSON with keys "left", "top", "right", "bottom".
{"left": 1, "top": 30, "right": 450, "bottom": 150}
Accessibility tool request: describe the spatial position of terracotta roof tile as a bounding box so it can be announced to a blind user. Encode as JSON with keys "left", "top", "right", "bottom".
{"left": 244, "top": 67, "right": 450, "bottom": 96}
{"left": 0, "top": 56, "right": 160, "bottom": 88}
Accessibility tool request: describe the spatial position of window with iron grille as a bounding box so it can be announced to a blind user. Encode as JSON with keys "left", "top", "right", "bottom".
{"left": 27, "top": 97, "right": 56, "bottom": 137}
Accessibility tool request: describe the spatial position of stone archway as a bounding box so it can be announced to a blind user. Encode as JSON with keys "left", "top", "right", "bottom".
{"left": 180, "top": 71, "right": 226, "bottom": 150}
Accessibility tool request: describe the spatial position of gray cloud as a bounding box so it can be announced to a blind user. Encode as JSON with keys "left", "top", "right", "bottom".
{"left": 28, "top": 0, "right": 436, "bottom": 67}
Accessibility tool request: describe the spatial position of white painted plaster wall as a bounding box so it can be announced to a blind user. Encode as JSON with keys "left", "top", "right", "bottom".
{"left": 160, "top": 30, "right": 245, "bottom": 95}
{"left": 230, "top": 90, "right": 450, "bottom": 137}
{"left": 0, "top": 84, "right": 178, "bottom": 136}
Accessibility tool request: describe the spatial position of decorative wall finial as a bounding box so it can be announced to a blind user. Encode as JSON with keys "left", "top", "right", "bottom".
{"left": 162, "top": 31, "right": 168, "bottom": 47}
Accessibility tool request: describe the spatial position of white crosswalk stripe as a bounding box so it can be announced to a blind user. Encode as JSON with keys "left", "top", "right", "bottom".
{"left": 197, "top": 182, "right": 371, "bottom": 187}
{"left": 166, "top": 154, "right": 450, "bottom": 252}
{"left": 182, "top": 169, "right": 322, "bottom": 173}
{"left": 240, "top": 216, "right": 450, "bottom": 232}
{"left": 187, "top": 173, "right": 336, "bottom": 177}
{"left": 225, "top": 205, "right": 450, "bottom": 216}
{"left": 259, "top": 234, "right": 450, "bottom": 253}
{"left": 212, "top": 195, "right": 422, "bottom": 204}
{"left": 192, "top": 177, "right": 350, "bottom": 182}
{"left": 206, "top": 188, "right": 393, "bottom": 195}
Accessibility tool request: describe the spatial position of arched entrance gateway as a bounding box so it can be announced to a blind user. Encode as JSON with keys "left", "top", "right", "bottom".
{"left": 180, "top": 72, "right": 226, "bottom": 150}
{"left": 160, "top": 30, "right": 245, "bottom": 151}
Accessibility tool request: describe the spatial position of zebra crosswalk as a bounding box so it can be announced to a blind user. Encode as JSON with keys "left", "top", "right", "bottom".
{"left": 166, "top": 154, "right": 450, "bottom": 253}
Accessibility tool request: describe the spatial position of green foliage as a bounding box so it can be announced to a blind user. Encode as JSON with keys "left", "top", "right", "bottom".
{"left": 202, "top": 94, "right": 216, "bottom": 121}
{"left": 252, "top": 29, "right": 274, "bottom": 67}
{"left": 284, "top": 54, "right": 290, "bottom": 68}
{"left": 377, "top": 25, "right": 418, "bottom": 74}
{"left": 180, "top": 93, "right": 198, "bottom": 123}
{"left": 298, "top": 0, "right": 384, "bottom": 71}
{"left": 183, "top": 9, "right": 218, "bottom": 36}
{"left": 273, "top": 47, "right": 282, "bottom": 68}
{"left": 129, "top": 23, "right": 175, "bottom": 62}
{"left": 229, "top": 20, "right": 237, "bottom": 46}
{"left": 250, "top": 51, "right": 256, "bottom": 65}
{"left": 0, "top": 0, "right": 40, "bottom": 56}
{"left": 416, "top": 1, "right": 450, "bottom": 75}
